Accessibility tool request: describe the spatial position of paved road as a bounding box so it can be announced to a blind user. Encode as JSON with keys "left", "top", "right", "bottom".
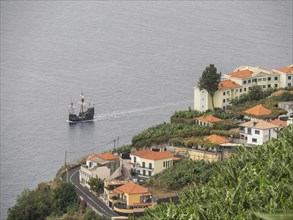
{"left": 61, "top": 166, "right": 119, "bottom": 219}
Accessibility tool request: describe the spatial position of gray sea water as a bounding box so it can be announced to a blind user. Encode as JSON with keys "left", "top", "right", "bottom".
{"left": 1, "top": 1, "right": 292, "bottom": 219}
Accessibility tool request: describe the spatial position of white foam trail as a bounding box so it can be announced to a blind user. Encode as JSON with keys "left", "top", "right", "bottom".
{"left": 96, "top": 100, "right": 191, "bottom": 121}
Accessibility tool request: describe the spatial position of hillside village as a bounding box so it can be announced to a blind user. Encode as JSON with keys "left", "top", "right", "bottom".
{"left": 77, "top": 64, "right": 293, "bottom": 218}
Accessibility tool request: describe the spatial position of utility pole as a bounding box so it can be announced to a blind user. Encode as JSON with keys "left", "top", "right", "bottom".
{"left": 117, "top": 136, "right": 119, "bottom": 149}
{"left": 113, "top": 139, "right": 116, "bottom": 150}
{"left": 65, "top": 150, "right": 68, "bottom": 182}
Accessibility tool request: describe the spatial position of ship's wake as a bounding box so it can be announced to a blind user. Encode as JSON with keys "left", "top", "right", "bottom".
{"left": 95, "top": 100, "right": 191, "bottom": 121}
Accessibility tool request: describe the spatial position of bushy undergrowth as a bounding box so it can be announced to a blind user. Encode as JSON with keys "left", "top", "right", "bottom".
{"left": 144, "top": 125, "right": 293, "bottom": 220}
{"left": 146, "top": 159, "right": 215, "bottom": 190}
{"left": 132, "top": 123, "right": 210, "bottom": 149}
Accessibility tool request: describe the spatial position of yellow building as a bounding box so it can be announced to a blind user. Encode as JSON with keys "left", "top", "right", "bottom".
{"left": 110, "top": 182, "right": 155, "bottom": 216}
{"left": 194, "top": 65, "right": 282, "bottom": 111}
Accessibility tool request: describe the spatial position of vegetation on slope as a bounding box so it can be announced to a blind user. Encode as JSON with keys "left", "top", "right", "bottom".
{"left": 7, "top": 182, "right": 103, "bottom": 220}
{"left": 144, "top": 125, "right": 293, "bottom": 220}
{"left": 131, "top": 123, "right": 210, "bottom": 149}
{"left": 146, "top": 159, "right": 215, "bottom": 190}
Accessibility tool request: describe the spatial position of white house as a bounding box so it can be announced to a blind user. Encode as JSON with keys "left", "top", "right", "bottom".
{"left": 80, "top": 152, "right": 121, "bottom": 189}
{"left": 273, "top": 65, "right": 293, "bottom": 88}
{"left": 130, "top": 149, "right": 179, "bottom": 178}
{"left": 239, "top": 119, "right": 279, "bottom": 145}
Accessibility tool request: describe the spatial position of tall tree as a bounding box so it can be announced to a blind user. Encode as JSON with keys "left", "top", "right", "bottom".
{"left": 198, "top": 64, "right": 221, "bottom": 110}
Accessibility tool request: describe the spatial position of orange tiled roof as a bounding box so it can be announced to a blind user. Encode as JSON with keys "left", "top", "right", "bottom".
{"left": 131, "top": 149, "right": 153, "bottom": 157}
{"left": 244, "top": 104, "right": 272, "bottom": 116}
{"left": 272, "top": 90, "right": 287, "bottom": 96}
{"left": 240, "top": 119, "right": 279, "bottom": 129}
{"left": 218, "top": 80, "right": 241, "bottom": 90}
{"left": 270, "top": 119, "right": 287, "bottom": 127}
{"left": 205, "top": 134, "right": 230, "bottom": 145}
{"left": 114, "top": 182, "right": 149, "bottom": 195}
{"left": 229, "top": 69, "right": 253, "bottom": 78}
{"left": 276, "top": 65, "right": 293, "bottom": 74}
{"left": 98, "top": 152, "right": 119, "bottom": 161}
{"left": 196, "top": 115, "right": 222, "bottom": 123}
{"left": 140, "top": 151, "right": 174, "bottom": 161}
{"left": 86, "top": 154, "right": 99, "bottom": 161}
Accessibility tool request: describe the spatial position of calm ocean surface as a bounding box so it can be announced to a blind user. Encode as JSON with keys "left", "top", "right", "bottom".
{"left": 0, "top": 1, "right": 292, "bottom": 219}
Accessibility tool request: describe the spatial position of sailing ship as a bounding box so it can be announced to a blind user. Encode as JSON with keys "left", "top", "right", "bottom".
{"left": 68, "top": 93, "right": 95, "bottom": 122}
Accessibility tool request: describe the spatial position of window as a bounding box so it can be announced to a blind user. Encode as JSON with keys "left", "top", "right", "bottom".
{"left": 202, "top": 91, "right": 204, "bottom": 93}
{"left": 288, "top": 76, "right": 292, "bottom": 80}
{"left": 263, "top": 85, "right": 266, "bottom": 89}
{"left": 240, "top": 89, "right": 242, "bottom": 92}
{"left": 263, "top": 78, "right": 266, "bottom": 81}
{"left": 268, "top": 77, "right": 271, "bottom": 81}
{"left": 248, "top": 79, "right": 251, "bottom": 83}
{"left": 243, "top": 80, "right": 247, "bottom": 84}
{"left": 202, "top": 98, "right": 204, "bottom": 101}
{"left": 236, "top": 89, "right": 238, "bottom": 93}
{"left": 223, "top": 99, "right": 226, "bottom": 103}
{"left": 252, "top": 138, "right": 257, "bottom": 143}
{"left": 148, "top": 171, "right": 152, "bottom": 176}
{"left": 244, "top": 88, "right": 247, "bottom": 92}
{"left": 288, "top": 83, "right": 292, "bottom": 87}
{"left": 223, "top": 91, "right": 226, "bottom": 95}
{"left": 142, "top": 162, "right": 145, "bottom": 168}
{"left": 275, "top": 84, "right": 278, "bottom": 88}
{"left": 149, "top": 163, "right": 152, "bottom": 169}
{"left": 163, "top": 161, "right": 166, "bottom": 167}
{"left": 227, "top": 91, "right": 230, "bottom": 95}
{"left": 143, "top": 170, "right": 146, "bottom": 176}
{"left": 268, "top": 84, "right": 271, "bottom": 88}
{"left": 258, "top": 78, "right": 262, "bottom": 81}
{"left": 275, "top": 77, "right": 278, "bottom": 80}
{"left": 134, "top": 157, "right": 136, "bottom": 163}
{"left": 255, "top": 130, "right": 260, "bottom": 134}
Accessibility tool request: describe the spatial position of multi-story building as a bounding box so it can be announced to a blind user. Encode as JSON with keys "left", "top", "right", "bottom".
{"left": 273, "top": 65, "right": 293, "bottom": 88}
{"left": 194, "top": 65, "right": 283, "bottom": 111}
{"left": 130, "top": 150, "right": 178, "bottom": 178}
{"left": 111, "top": 182, "right": 155, "bottom": 216}
{"left": 239, "top": 119, "right": 279, "bottom": 145}
{"left": 102, "top": 179, "right": 127, "bottom": 208}
{"left": 79, "top": 152, "right": 121, "bottom": 188}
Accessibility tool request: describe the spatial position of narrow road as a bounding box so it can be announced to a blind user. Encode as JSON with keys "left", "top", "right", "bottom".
{"left": 61, "top": 166, "right": 119, "bottom": 219}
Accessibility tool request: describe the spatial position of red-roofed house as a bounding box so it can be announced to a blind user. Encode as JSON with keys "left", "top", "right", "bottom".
{"left": 244, "top": 104, "right": 272, "bottom": 118}
{"left": 80, "top": 152, "right": 121, "bottom": 188}
{"left": 130, "top": 149, "right": 178, "bottom": 178}
{"left": 239, "top": 119, "right": 279, "bottom": 145}
{"left": 110, "top": 182, "right": 155, "bottom": 216}
{"left": 273, "top": 65, "right": 293, "bottom": 88}
{"left": 195, "top": 115, "right": 222, "bottom": 127}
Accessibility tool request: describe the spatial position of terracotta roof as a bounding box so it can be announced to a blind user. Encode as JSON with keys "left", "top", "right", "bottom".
{"left": 114, "top": 182, "right": 149, "bottom": 195}
{"left": 276, "top": 65, "right": 293, "bottom": 74}
{"left": 86, "top": 154, "right": 99, "bottom": 161}
{"left": 131, "top": 149, "right": 153, "bottom": 157}
{"left": 229, "top": 69, "right": 253, "bottom": 78}
{"left": 240, "top": 119, "right": 279, "bottom": 129}
{"left": 104, "top": 179, "right": 127, "bottom": 186}
{"left": 218, "top": 80, "right": 241, "bottom": 90}
{"left": 196, "top": 115, "right": 222, "bottom": 123}
{"left": 97, "top": 152, "right": 119, "bottom": 161}
{"left": 244, "top": 104, "right": 272, "bottom": 116}
{"left": 272, "top": 90, "right": 287, "bottom": 96}
{"left": 270, "top": 119, "right": 287, "bottom": 127}
{"left": 139, "top": 151, "right": 174, "bottom": 161}
{"left": 205, "top": 134, "right": 230, "bottom": 145}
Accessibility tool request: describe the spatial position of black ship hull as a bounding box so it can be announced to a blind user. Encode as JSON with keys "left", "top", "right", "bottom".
{"left": 69, "top": 107, "right": 95, "bottom": 122}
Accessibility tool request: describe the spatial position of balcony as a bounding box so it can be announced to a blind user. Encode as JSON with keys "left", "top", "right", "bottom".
{"left": 137, "top": 166, "right": 154, "bottom": 171}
